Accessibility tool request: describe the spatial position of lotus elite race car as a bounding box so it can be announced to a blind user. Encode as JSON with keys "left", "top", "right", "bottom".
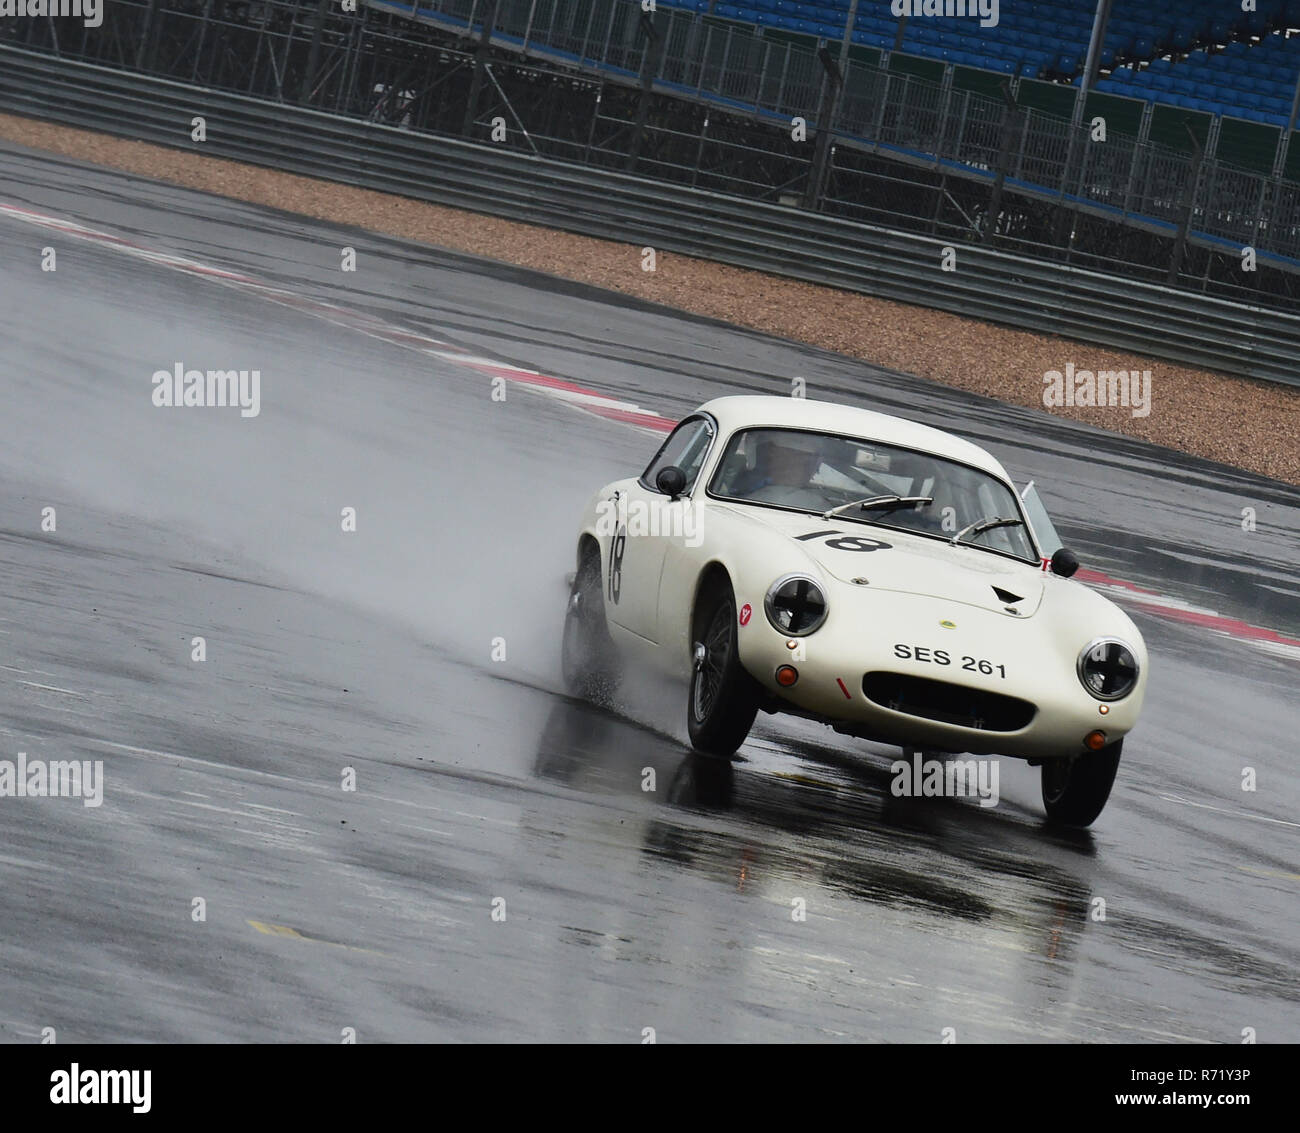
{"left": 562, "top": 396, "right": 1148, "bottom": 826}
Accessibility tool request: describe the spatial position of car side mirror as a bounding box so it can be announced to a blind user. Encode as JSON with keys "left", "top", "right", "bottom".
{"left": 1050, "top": 547, "right": 1079, "bottom": 577}
{"left": 656, "top": 466, "right": 687, "bottom": 500}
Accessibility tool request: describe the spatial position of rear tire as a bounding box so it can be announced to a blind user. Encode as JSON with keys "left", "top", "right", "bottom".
{"left": 687, "top": 578, "right": 760, "bottom": 757}
{"left": 561, "top": 547, "right": 620, "bottom": 702}
{"left": 1041, "top": 739, "right": 1122, "bottom": 827}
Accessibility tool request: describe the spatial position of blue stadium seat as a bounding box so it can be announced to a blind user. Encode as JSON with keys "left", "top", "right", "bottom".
{"left": 1244, "top": 12, "right": 1271, "bottom": 38}
{"left": 1151, "top": 24, "right": 1177, "bottom": 53}
{"left": 660, "top": 0, "right": 1300, "bottom": 131}
{"left": 1108, "top": 32, "right": 1137, "bottom": 57}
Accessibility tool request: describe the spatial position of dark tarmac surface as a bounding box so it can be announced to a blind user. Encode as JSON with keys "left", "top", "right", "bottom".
{"left": 0, "top": 142, "right": 1297, "bottom": 1042}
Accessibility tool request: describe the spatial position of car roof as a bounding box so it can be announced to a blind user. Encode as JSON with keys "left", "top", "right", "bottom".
{"left": 695, "top": 395, "right": 1012, "bottom": 482}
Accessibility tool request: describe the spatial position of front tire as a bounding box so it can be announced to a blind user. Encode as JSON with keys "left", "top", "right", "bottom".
{"left": 687, "top": 579, "right": 760, "bottom": 756}
{"left": 561, "top": 547, "right": 620, "bottom": 702}
{"left": 1041, "top": 739, "right": 1122, "bottom": 827}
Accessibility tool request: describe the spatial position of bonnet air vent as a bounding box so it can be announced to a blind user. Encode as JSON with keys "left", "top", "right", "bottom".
{"left": 992, "top": 586, "right": 1023, "bottom": 604}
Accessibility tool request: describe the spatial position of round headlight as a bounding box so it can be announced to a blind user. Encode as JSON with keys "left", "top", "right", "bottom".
{"left": 1076, "top": 638, "right": 1139, "bottom": 701}
{"left": 764, "top": 575, "right": 828, "bottom": 636}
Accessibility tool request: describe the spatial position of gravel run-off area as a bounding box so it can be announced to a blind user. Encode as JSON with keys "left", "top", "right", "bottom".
{"left": 1, "top": 111, "right": 1296, "bottom": 485}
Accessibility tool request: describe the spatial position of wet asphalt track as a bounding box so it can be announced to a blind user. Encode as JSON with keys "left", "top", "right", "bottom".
{"left": 0, "top": 140, "right": 1297, "bottom": 1042}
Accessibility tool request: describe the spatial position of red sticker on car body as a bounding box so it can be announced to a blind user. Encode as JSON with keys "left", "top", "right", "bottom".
{"left": 739, "top": 603, "right": 752, "bottom": 626}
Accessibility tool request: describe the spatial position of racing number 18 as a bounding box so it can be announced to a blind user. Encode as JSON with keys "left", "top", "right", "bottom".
{"left": 608, "top": 526, "right": 626, "bottom": 605}
{"left": 795, "top": 530, "right": 892, "bottom": 552}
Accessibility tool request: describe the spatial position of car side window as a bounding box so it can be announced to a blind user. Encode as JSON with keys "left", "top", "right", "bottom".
{"left": 642, "top": 417, "right": 714, "bottom": 493}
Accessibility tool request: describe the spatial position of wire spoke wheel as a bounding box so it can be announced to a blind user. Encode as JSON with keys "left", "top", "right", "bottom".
{"left": 561, "top": 550, "right": 619, "bottom": 701}
{"left": 692, "top": 600, "right": 733, "bottom": 722}
{"left": 1041, "top": 756, "right": 1072, "bottom": 805}
{"left": 687, "top": 580, "right": 759, "bottom": 757}
{"left": 1040, "top": 740, "right": 1123, "bottom": 827}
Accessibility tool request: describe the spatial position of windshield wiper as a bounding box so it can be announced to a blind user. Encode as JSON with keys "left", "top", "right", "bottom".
{"left": 950, "top": 516, "right": 1024, "bottom": 546}
{"left": 821, "top": 495, "right": 933, "bottom": 521}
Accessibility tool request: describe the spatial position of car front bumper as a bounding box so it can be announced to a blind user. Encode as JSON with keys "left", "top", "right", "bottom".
{"left": 733, "top": 586, "right": 1145, "bottom": 760}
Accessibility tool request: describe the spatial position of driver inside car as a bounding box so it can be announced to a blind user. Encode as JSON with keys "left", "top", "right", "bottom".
{"left": 744, "top": 432, "right": 832, "bottom": 510}
{"left": 866, "top": 452, "right": 946, "bottom": 534}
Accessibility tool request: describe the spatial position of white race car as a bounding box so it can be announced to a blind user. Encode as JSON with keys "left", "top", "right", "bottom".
{"left": 562, "top": 396, "right": 1148, "bottom": 826}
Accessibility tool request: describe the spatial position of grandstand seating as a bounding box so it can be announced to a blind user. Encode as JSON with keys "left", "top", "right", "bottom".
{"left": 663, "top": 0, "right": 1300, "bottom": 127}
{"left": 1101, "top": 31, "right": 1300, "bottom": 124}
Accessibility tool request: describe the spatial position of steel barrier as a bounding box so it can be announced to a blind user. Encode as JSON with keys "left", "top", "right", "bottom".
{"left": 0, "top": 45, "right": 1295, "bottom": 387}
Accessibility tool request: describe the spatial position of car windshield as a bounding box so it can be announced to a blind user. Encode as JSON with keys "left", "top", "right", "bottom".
{"left": 709, "top": 427, "right": 1038, "bottom": 563}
